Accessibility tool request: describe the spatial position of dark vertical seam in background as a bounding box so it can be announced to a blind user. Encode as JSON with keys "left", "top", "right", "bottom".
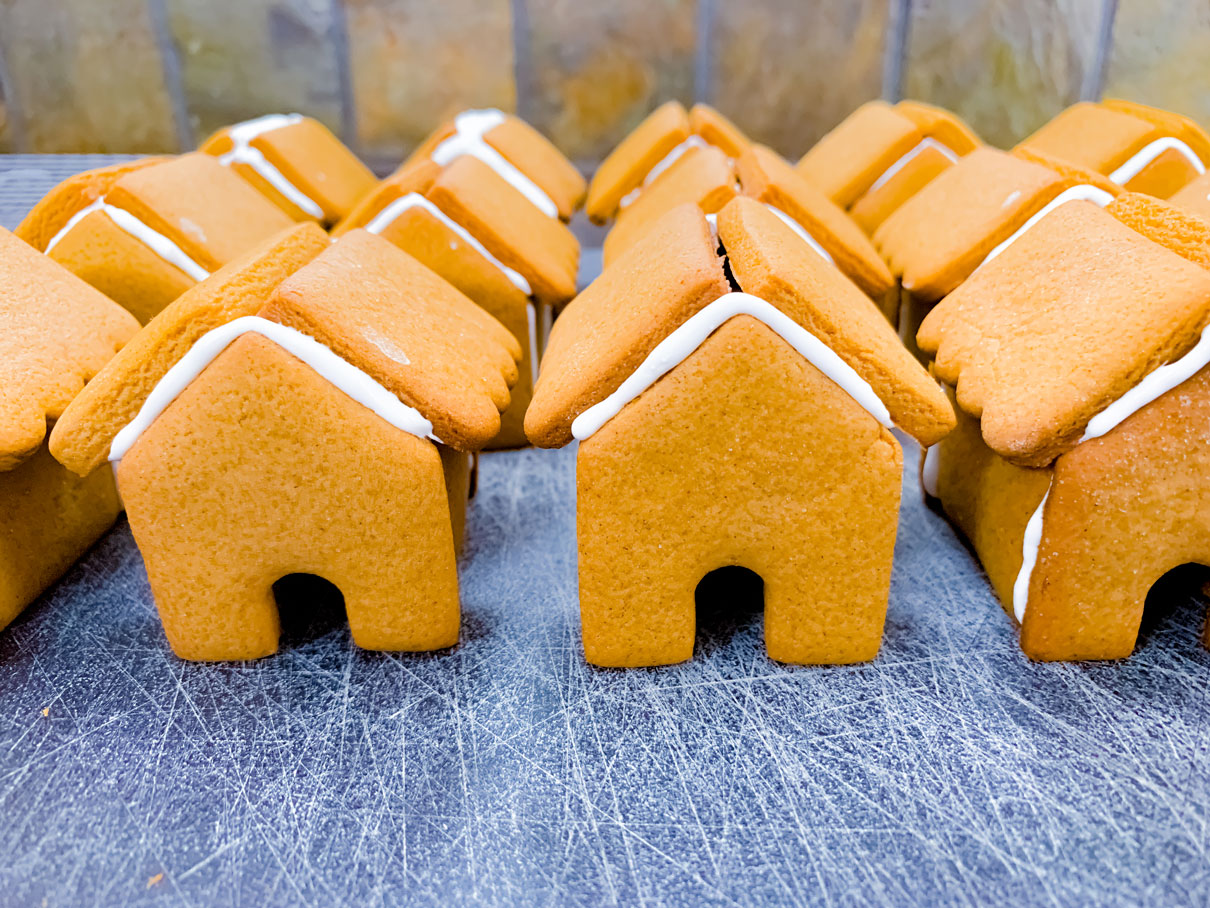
{"left": 1082, "top": 0, "right": 1119, "bottom": 101}
{"left": 328, "top": 0, "right": 359, "bottom": 152}
{"left": 147, "top": 0, "right": 195, "bottom": 150}
{"left": 694, "top": 0, "right": 717, "bottom": 104}
{"left": 882, "top": 0, "right": 911, "bottom": 101}
{"left": 0, "top": 38, "right": 26, "bottom": 153}
{"left": 511, "top": 0, "right": 536, "bottom": 121}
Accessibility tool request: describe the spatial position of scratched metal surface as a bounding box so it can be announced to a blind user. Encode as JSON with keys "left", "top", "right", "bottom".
{"left": 1, "top": 156, "right": 1209, "bottom": 907}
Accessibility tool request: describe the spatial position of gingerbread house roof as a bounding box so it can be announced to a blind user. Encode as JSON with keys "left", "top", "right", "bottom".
{"left": 406, "top": 109, "right": 586, "bottom": 220}
{"left": 527, "top": 198, "right": 953, "bottom": 449}
{"left": 50, "top": 223, "right": 331, "bottom": 477}
{"left": 918, "top": 197, "right": 1210, "bottom": 468}
{"left": 0, "top": 226, "right": 140, "bottom": 471}
{"left": 796, "top": 100, "right": 979, "bottom": 207}
{"left": 873, "top": 147, "right": 1122, "bottom": 301}
{"left": 585, "top": 101, "right": 751, "bottom": 223}
{"left": 199, "top": 114, "right": 377, "bottom": 224}
{"left": 17, "top": 154, "right": 296, "bottom": 272}
{"left": 1169, "top": 171, "right": 1210, "bottom": 221}
{"left": 338, "top": 153, "right": 580, "bottom": 306}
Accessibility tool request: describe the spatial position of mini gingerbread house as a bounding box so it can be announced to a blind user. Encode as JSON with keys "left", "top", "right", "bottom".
{"left": 16, "top": 154, "right": 296, "bottom": 323}
{"left": 335, "top": 153, "right": 581, "bottom": 447}
{"left": 406, "top": 109, "right": 586, "bottom": 221}
{"left": 51, "top": 227, "right": 521, "bottom": 661}
{"left": 0, "top": 225, "right": 140, "bottom": 631}
{"left": 600, "top": 143, "right": 898, "bottom": 318}
{"left": 585, "top": 101, "right": 751, "bottom": 224}
{"left": 874, "top": 146, "right": 1122, "bottom": 354}
{"left": 199, "top": 114, "right": 377, "bottom": 225}
{"left": 1016, "top": 99, "right": 1210, "bottom": 200}
{"left": 525, "top": 198, "right": 954, "bottom": 667}
{"left": 917, "top": 192, "right": 1210, "bottom": 660}
{"left": 796, "top": 100, "right": 981, "bottom": 233}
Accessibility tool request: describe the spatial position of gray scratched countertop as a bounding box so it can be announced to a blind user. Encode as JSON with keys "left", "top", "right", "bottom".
{"left": 1, "top": 156, "right": 1208, "bottom": 908}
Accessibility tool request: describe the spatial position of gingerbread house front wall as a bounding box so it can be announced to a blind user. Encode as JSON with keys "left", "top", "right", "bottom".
{"left": 932, "top": 366, "right": 1210, "bottom": 661}
{"left": 117, "top": 334, "right": 463, "bottom": 661}
{"left": 576, "top": 316, "right": 903, "bottom": 668}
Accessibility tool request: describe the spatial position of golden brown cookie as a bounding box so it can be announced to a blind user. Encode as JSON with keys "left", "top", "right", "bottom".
{"left": 1168, "top": 170, "right": 1210, "bottom": 221}
{"left": 585, "top": 101, "right": 693, "bottom": 223}
{"left": 200, "top": 114, "right": 377, "bottom": 224}
{"left": 50, "top": 223, "right": 330, "bottom": 477}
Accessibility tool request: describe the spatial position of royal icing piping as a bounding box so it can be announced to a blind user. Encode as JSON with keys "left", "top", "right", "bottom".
{"left": 216, "top": 113, "right": 324, "bottom": 219}
{"left": 526, "top": 301, "right": 539, "bottom": 387}
{"left": 763, "top": 204, "right": 835, "bottom": 265}
{"left": 866, "top": 138, "right": 959, "bottom": 196}
{"left": 363, "top": 191, "right": 532, "bottom": 296}
{"left": 109, "top": 316, "right": 436, "bottom": 464}
{"left": 431, "top": 109, "right": 559, "bottom": 219}
{"left": 570, "top": 291, "right": 894, "bottom": 441}
{"left": 1109, "top": 136, "right": 1206, "bottom": 186}
{"left": 44, "top": 198, "right": 210, "bottom": 282}
{"left": 978, "top": 184, "right": 1116, "bottom": 270}
{"left": 920, "top": 444, "right": 941, "bottom": 498}
{"left": 643, "top": 135, "right": 709, "bottom": 187}
{"left": 1011, "top": 320, "right": 1210, "bottom": 621}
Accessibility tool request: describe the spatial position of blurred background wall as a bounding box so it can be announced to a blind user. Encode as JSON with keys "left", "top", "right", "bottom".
{"left": 0, "top": 0, "right": 1203, "bottom": 171}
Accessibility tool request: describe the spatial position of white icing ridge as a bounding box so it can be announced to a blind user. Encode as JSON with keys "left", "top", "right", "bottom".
{"left": 763, "top": 203, "right": 835, "bottom": 265}
{"left": 1083, "top": 321, "right": 1210, "bottom": 442}
{"left": 109, "top": 316, "right": 436, "bottom": 464}
{"left": 431, "top": 109, "right": 559, "bottom": 219}
{"left": 364, "top": 191, "right": 532, "bottom": 296}
{"left": 978, "top": 184, "right": 1116, "bottom": 270}
{"left": 643, "top": 135, "right": 709, "bottom": 188}
{"left": 217, "top": 113, "right": 325, "bottom": 220}
{"left": 921, "top": 444, "right": 941, "bottom": 498}
{"left": 1109, "top": 136, "right": 1206, "bottom": 186}
{"left": 1013, "top": 487, "right": 1051, "bottom": 623}
{"left": 526, "top": 301, "right": 539, "bottom": 388}
{"left": 571, "top": 291, "right": 894, "bottom": 441}
{"left": 866, "top": 138, "right": 959, "bottom": 196}
{"left": 44, "top": 198, "right": 210, "bottom": 282}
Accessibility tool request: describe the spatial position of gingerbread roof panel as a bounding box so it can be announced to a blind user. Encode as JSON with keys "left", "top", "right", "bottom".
{"left": 688, "top": 103, "right": 750, "bottom": 157}
{"left": 49, "top": 223, "right": 330, "bottom": 477}
{"left": 481, "top": 114, "right": 587, "bottom": 218}
{"left": 332, "top": 158, "right": 442, "bottom": 236}
{"left": 918, "top": 200, "right": 1210, "bottom": 466}
{"left": 719, "top": 198, "right": 954, "bottom": 446}
{"left": 893, "top": 100, "right": 980, "bottom": 154}
{"left": 737, "top": 144, "right": 895, "bottom": 306}
{"left": 260, "top": 229, "right": 523, "bottom": 451}
{"left": 585, "top": 100, "right": 692, "bottom": 223}
{"left": 1016, "top": 102, "right": 1157, "bottom": 173}
{"left": 796, "top": 101, "right": 921, "bottom": 207}
{"left": 1107, "top": 192, "right": 1210, "bottom": 271}
{"left": 1102, "top": 98, "right": 1210, "bottom": 167}
{"left": 873, "top": 148, "right": 1070, "bottom": 301}
{"left": 0, "top": 226, "right": 140, "bottom": 471}
{"left": 525, "top": 204, "right": 730, "bottom": 448}
{"left": 1169, "top": 171, "right": 1210, "bottom": 221}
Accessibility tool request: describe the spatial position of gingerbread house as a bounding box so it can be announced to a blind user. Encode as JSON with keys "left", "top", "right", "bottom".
{"left": 874, "top": 146, "right": 1123, "bottom": 355}
{"left": 51, "top": 227, "right": 521, "bottom": 660}
{"left": 585, "top": 101, "right": 751, "bottom": 224}
{"left": 1016, "top": 99, "right": 1210, "bottom": 199}
{"left": 917, "top": 192, "right": 1210, "bottom": 660}
{"left": 405, "top": 108, "right": 586, "bottom": 221}
{"left": 796, "top": 100, "right": 981, "bottom": 233}
{"left": 200, "top": 114, "right": 377, "bottom": 225}
{"left": 335, "top": 153, "right": 581, "bottom": 447}
{"left": 600, "top": 142, "right": 898, "bottom": 318}
{"left": 16, "top": 153, "right": 296, "bottom": 323}
{"left": 525, "top": 198, "right": 954, "bottom": 667}
{"left": 0, "top": 225, "right": 140, "bottom": 631}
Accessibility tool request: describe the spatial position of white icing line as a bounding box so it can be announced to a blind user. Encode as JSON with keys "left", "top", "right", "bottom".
{"left": 1082, "top": 321, "right": 1210, "bottom": 442}
{"left": 977, "top": 184, "right": 1115, "bottom": 271}
{"left": 363, "top": 191, "right": 532, "bottom": 296}
{"left": 526, "top": 301, "right": 539, "bottom": 387}
{"left": 431, "top": 109, "right": 559, "bottom": 219}
{"left": 643, "top": 135, "right": 708, "bottom": 188}
{"left": 1013, "top": 487, "right": 1051, "bottom": 623}
{"left": 109, "top": 316, "right": 435, "bottom": 464}
{"left": 763, "top": 203, "right": 834, "bottom": 265}
{"left": 571, "top": 291, "right": 894, "bottom": 441}
{"left": 1109, "top": 136, "right": 1206, "bottom": 186}
{"left": 866, "top": 137, "right": 959, "bottom": 196}
{"left": 921, "top": 444, "right": 941, "bottom": 498}
{"left": 217, "top": 113, "right": 325, "bottom": 220}
{"left": 44, "top": 198, "right": 210, "bottom": 282}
